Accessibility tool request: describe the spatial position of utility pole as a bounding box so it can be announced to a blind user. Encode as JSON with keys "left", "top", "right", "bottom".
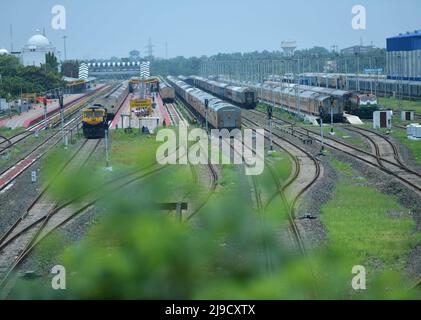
{"left": 105, "top": 128, "right": 112, "bottom": 171}
{"left": 319, "top": 105, "right": 325, "bottom": 155}
{"left": 59, "top": 92, "right": 65, "bottom": 146}
{"left": 355, "top": 51, "right": 360, "bottom": 92}
{"left": 330, "top": 96, "right": 335, "bottom": 134}
{"left": 205, "top": 98, "right": 209, "bottom": 133}
{"left": 267, "top": 104, "right": 274, "bottom": 153}
{"left": 43, "top": 96, "right": 48, "bottom": 129}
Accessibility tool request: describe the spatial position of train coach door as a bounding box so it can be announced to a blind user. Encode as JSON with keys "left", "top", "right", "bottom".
{"left": 380, "top": 112, "right": 387, "bottom": 128}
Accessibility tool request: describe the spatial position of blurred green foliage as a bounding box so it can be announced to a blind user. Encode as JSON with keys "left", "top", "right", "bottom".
{"left": 6, "top": 130, "right": 421, "bottom": 300}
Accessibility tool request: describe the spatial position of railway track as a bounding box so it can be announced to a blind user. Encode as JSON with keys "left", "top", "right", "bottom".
{"left": 344, "top": 126, "right": 406, "bottom": 166}
{"left": 0, "top": 84, "right": 124, "bottom": 192}
{"left": 0, "top": 143, "right": 183, "bottom": 294}
{"left": 0, "top": 85, "right": 114, "bottom": 155}
{"left": 0, "top": 117, "right": 83, "bottom": 192}
{"left": 186, "top": 152, "right": 219, "bottom": 221}
{"left": 0, "top": 138, "right": 101, "bottom": 288}
{"left": 0, "top": 131, "right": 34, "bottom": 152}
{"left": 242, "top": 115, "right": 321, "bottom": 253}
{"left": 175, "top": 98, "right": 197, "bottom": 124}
{"left": 252, "top": 109, "right": 421, "bottom": 194}
{"left": 166, "top": 102, "right": 189, "bottom": 128}
{"left": 165, "top": 103, "right": 180, "bottom": 126}
{"left": 242, "top": 115, "right": 320, "bottom": 296}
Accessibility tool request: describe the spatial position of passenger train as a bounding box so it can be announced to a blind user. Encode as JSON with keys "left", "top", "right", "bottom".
{"left": 167, "top": 76, "right": 241, "bottom": 130}
{"left": 185, "top": 76, "right": 257, "bottom": 109}
{"left": 94, "top": 81, "right": 129, "bottom": 115}
{"left": 263, "top": 80, "right": 378, "bottom": 118}
{"left": 158, "top": 77, "right": 176, "bottom": 103}
{"left": 82, "top": 82, "right": 127, "bottom": 139}
{"left": 218, "top": 78, "right": 345, "bottom": 121}
{"left": 296, "top": 73, "right": 421, "bottom": 100}
{"left": 82, "top": 104, "right": 114, "bottom": 139}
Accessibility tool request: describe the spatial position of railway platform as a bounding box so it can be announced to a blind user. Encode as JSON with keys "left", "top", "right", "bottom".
{"left": 0, "top": 94, "right": 85, "bottom": 129}
{"left": 155, "top": 93, "right": 172, "bottom": 126}
{"left": 110, "top": 93, "right": 131, "bottom": 129}
{"left": 111, "top": 92, "right": 171, "bottom": 133}
{"left": 344, "top": 113, "right": 364, "bottom": 125}
{"left": 0, "top": 85, "right": 106, "bottom": 130}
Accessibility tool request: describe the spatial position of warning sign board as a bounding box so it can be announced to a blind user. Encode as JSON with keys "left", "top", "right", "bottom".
{"left": 130, "top": 99, "right": 152, "bottom": 108}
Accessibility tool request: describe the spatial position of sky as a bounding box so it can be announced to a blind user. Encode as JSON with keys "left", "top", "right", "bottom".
{"left": 0, "top": 0, "right": 420, "bottom": 60}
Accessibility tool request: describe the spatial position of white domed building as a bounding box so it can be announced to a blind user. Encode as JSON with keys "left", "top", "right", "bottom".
{"left": 21, "top": 30, "right": 56, "bottom": 67}
{"left": 0, "top": 48, "right": 9, "bottom": 55}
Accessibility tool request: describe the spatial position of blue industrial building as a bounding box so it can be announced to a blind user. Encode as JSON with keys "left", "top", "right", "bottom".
{"left": 386, "top": 30, "right": 421, "bottom": 81}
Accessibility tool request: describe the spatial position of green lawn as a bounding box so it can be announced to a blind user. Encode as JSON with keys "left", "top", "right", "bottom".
{"left": 0, "top": 127, "right": 26, "bottom": 139}
{"left": 321, "top": 158, "right": 421, "bottom": 273}
{"left": 391, "top": 129, "right": 421, "bottom": 164}
{"left": 110, "top": 129, "right": 163, "bottom": 172}
{"left": 379, "top": 97, "right": 421, "bottom": 113}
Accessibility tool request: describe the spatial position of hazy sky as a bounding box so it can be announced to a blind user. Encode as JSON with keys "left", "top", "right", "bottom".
{"left": 0, "top": 0, "right": 420, "bottom": 60}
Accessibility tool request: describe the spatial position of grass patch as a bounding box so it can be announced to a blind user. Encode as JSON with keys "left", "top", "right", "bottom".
{"left": 257, "top": 102, "right": 304, "bottom": 123}
{"left": 391, "top": 129, "right": 421, "bottom": 164}
{"left": 254, "top": 150, "right": 292, "bottom": 206}
{"left": 358, "top": 121, "right": 421, "bottom": 165}
{"left": 110, "top": 129, "right": 162, "bottom": 172}
{"left": 379, "top": 97, "right": 421, "bottom": 113}
{"left": 323, "top": 157, "right": 421, "bottom": 272}
{"left": 303, "top": 124, "right": 365, "bottom": 146}
{"left": 0, "top": 127, "right": 26, "bottom": 138}
{"left": 0, "top": 130, "right": 49, "bottom": 168}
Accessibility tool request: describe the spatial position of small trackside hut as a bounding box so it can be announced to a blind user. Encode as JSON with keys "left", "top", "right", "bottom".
{"left": 373, "top": 110, "right": 393, "bottom": 129}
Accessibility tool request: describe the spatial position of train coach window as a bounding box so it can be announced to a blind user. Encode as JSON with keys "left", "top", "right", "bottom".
{"left": 94, "top": 111, "right": 104, "bottom": 117}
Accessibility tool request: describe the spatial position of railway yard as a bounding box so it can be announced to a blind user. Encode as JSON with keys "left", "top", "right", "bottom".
{"left": 0, "top": 72, "right": 420, "bottom": 299}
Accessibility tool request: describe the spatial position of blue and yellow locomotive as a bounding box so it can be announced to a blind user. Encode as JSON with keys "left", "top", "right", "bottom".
{"left": 82, "top": 104, "right": 114, "bottom": 139}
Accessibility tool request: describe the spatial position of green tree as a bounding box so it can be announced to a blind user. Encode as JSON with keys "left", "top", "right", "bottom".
{"left": 44, "top": 52, "right": 59, "bottom": 72}
{"left": 0, "top": 54, "right": 63, "bottom": 99}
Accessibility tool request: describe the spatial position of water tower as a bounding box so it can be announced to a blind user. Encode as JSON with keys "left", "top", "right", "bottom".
{"left": 281, "top": 40, "right": 297, "bottom": 57}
